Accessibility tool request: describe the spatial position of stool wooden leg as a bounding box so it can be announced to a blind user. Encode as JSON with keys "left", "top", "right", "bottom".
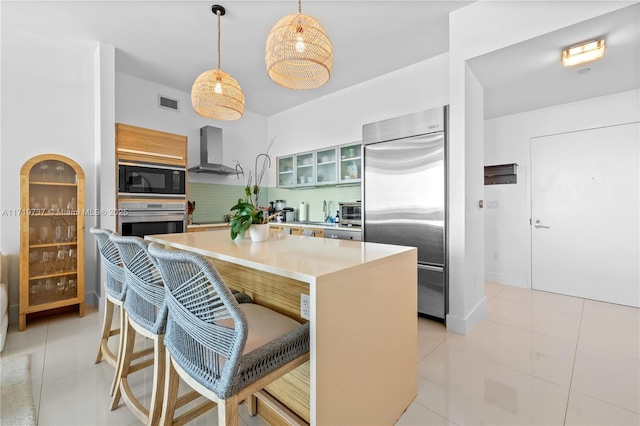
{"left": 246, "top": 394, "right": 257, "bottom": 416}
{"left": 148, "top": 334, "right": 165, "bottom": 426}
{"left": 219, "top": 395, "right": 239, "bottom": 426}
{"left": 95, "top": 298, "right": 114, "bottom": 364}
{"left": 160, "top": 352, "right": 180, "bottom": 426}
{"left": 111, "top": 313, "right": 134, "bottom": 410}
{"left": 109, "top": 304, "right": 125, "bottom": 396}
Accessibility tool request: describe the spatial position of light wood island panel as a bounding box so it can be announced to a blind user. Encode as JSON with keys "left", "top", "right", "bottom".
{"left": 146, "top": 231, "right": 417, "bottom": 425}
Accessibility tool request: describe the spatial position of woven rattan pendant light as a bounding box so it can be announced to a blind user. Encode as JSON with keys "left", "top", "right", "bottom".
{"left": 191, "top": 5, "right": 244, "bottom": 120}
{"left": 265, "top": 0, "right": 333, "bottom": 90}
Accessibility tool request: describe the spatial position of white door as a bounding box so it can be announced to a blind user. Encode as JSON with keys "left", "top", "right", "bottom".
{"left": 531, "top": 123, "right": 639, "bottom": 307}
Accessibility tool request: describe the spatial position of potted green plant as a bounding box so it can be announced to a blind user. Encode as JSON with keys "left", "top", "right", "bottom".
{"left": 229, "top": 138, "right": 279, "bottom": 241}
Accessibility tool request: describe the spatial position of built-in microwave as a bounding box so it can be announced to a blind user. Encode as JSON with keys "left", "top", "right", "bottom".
{"left": 339, "top": 202, "right": 361, "bottom": 226}
{"left": 118, "top": 162, "right": 186, "bottom": 197}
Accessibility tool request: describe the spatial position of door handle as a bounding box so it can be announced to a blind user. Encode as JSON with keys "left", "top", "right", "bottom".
{"left": 534, "top": 219, "right": 550, "bottom": 229}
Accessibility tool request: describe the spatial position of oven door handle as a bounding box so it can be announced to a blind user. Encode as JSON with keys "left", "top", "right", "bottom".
{"left": 119, "top": 212, "right": 185, "bottom": 223}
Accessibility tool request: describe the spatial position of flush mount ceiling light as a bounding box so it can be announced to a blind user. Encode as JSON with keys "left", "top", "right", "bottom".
{"left": 191, "top": 4, "right": 244, "bottom": 120}
{"left": 562, "top": 39, "right": 606, "bottom": 67}
{"left": 265, "top": 0, "right": 333, "bottom": 90}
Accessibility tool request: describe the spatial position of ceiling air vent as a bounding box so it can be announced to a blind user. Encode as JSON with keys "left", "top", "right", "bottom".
{"left": 158, "top": 95, "right": 179, "bottom": 111}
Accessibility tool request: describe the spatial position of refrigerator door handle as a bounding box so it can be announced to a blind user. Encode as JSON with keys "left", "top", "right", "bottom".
{"left": 419, "top": 264, "right": 444, "bottom": 273}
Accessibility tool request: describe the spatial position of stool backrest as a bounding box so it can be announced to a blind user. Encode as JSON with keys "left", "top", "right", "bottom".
{"left": 148, "top": 243, "right": 248, "bottom": 395}
{"left": 110, "top": 235, "right": 166, "bottom": 335}
{"left": 90, "top": 227, "right": 125, "bottom": 300}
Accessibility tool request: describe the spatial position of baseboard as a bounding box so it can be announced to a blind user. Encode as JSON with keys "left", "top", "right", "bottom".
{"left": 85, "top": 291, "right": 100, "bottom": 310}
{"left": 484, "top": 272, "right": 529, "bottom": 288}
{"left": 445, "top": 296, "right": 487, "bottom": 335}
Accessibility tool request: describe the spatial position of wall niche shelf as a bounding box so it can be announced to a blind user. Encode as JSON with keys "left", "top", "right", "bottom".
{"left": 484, "top": 163, "right": 517, "bottom": 185}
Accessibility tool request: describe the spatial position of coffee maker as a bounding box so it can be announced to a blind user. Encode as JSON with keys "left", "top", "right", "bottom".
{"left": 272, "top": 200, "right": 286, "bottom": 222}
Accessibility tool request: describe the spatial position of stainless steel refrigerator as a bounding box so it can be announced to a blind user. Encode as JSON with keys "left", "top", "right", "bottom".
{"left": 362, "top": 106, "right": 448, "bottom": 322}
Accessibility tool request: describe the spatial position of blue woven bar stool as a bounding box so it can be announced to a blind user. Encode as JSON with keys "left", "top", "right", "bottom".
{"left": 149, "top": 243, "right": 310, "bottom": 426}
{"left": 91, "top": 227, "right": 153, "bottom": 397}
{"left": 109, "top": 235, "right": 168, "bottom": 426}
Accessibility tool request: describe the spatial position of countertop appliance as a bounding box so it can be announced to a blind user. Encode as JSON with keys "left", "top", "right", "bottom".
{"left": 282, "top": 207, "right": 295, "bottom": 222}
{"left": 339, "top": 202, "right": 361, "bottom": 226}
{"left": 362, "top": 106, "right": 448, "bottom": 322}
{"left": 118, "top": 161, "right": 186, "bottom": 198}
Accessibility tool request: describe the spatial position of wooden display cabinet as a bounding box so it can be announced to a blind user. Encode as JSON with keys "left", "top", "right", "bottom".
{"left": 19, "top": 154, "right": 85, "bottom": 331}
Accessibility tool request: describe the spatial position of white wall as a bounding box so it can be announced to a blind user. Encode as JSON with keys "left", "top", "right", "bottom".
{"left": 267, "top": 53, "right": 450, "bottom": 175}
{"left": 447, "top": 0, "right": 633, "bottom": 334}
{"left": 115, "top": 73, "right": 268, "bottom": 187}
{"left": 0, "top": 27, "right": 101, "bottom": 320}
{"left": 484, "top": 89, "right": 640, "bottom": 288}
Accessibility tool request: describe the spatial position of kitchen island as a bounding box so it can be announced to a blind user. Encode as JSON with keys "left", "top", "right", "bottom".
{"left": 146, "top": 230, "right": 417, "bottom": 425}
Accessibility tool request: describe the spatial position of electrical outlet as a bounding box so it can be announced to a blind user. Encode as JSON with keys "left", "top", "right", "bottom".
{"left": 300, "top": 294, "right": 310, "bottom": 320}
{"left": 493, "top": 251, "right": 499, "bottom": 261}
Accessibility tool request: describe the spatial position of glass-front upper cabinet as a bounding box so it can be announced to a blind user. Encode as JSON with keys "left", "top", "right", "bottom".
{"left": 315, "top": 147, "right": 337, "bottom": 185}
{"left": 295, "top": 151, "right": 315, "bottom": 187}
{"left": 277, "top": 155, "right": 294, "bottom": 188}
{"left": 339, "top": 142, "right": 362, "bottom": 183}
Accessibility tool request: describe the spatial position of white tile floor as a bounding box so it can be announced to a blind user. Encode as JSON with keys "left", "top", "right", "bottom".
{"left": 2, "top": 282, "right": 639, "bottom": 425}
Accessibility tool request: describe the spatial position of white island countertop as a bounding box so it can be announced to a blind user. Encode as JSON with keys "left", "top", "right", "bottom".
{"left": 146, "top": 230, "right": 411, "bottom": 283}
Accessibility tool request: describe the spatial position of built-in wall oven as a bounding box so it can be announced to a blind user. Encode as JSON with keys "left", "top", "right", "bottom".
{"left": 118, "top": 201, "right": 186, "bottom": 237}
{"left": 118, "top": 161, "right": 186, "bottom": 197}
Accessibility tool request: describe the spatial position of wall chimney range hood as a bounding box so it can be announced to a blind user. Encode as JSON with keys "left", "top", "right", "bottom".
{"left": 188, "top": 126, "right": 237, "bottom": 175}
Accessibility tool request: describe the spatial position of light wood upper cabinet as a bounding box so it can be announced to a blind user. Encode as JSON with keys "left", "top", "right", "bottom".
{"left": 19, "top": 154, "right": 85, "bottom": 331}
{"left": 116, "top": 123, "right": 187, "bottom": 166}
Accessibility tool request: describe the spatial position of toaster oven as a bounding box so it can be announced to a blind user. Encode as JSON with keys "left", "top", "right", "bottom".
{"left": 339, "top": 202, "right": 361, "bottom": 226}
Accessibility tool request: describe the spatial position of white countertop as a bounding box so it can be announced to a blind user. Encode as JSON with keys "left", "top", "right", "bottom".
{"left": 146, "top": 231, "right": 413, "bottom": 283}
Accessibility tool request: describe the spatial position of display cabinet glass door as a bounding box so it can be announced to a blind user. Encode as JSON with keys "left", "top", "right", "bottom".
{"left": 316, "top": 147, "right": 337, "bottom": 185}
{"left": 295, "top": 152, "right": 315, "bottom": 187}
{"left": 277, "top": 156, "right": 295, "bottom": 188}
{"left": 339, "top": 143, "right": 362, "bottom": 183}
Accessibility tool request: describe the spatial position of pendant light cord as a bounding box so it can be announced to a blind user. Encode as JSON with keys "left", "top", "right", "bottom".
{"left": 217, "top": 9, "right": 221, "bottom": 70}
{"left": 298, "top": 0, "right": 301, "bottom": 14}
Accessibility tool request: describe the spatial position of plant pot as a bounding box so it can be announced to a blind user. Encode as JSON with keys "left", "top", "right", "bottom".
{"left": 249, "top": 223, "right": 270, "bottom": 243}
{"left": 233, "top": 230, "right": 248, "bottom": 240}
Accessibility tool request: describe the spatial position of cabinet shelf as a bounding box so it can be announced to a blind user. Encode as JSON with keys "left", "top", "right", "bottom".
{"left": 484, "top": 163, "right": 517, "bottom": 185}
{"left": 29, "top": 242, "right": 78, "bottom": 249}
{"left": 29, "top": 271, "right": 78, "bottom": 280}
{"left": 24, "top": 297, "right": 81, "bottom": 313}
{"left": 30, "top": 181, "right": 77, "bottom": 187}
{"left": 27, "top": 211, "right": 79, "bottom": 217}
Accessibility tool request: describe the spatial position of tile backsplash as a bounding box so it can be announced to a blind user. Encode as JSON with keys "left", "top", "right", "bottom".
{"left": 188, "top": 182, "right": 361, "bottom": 224}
